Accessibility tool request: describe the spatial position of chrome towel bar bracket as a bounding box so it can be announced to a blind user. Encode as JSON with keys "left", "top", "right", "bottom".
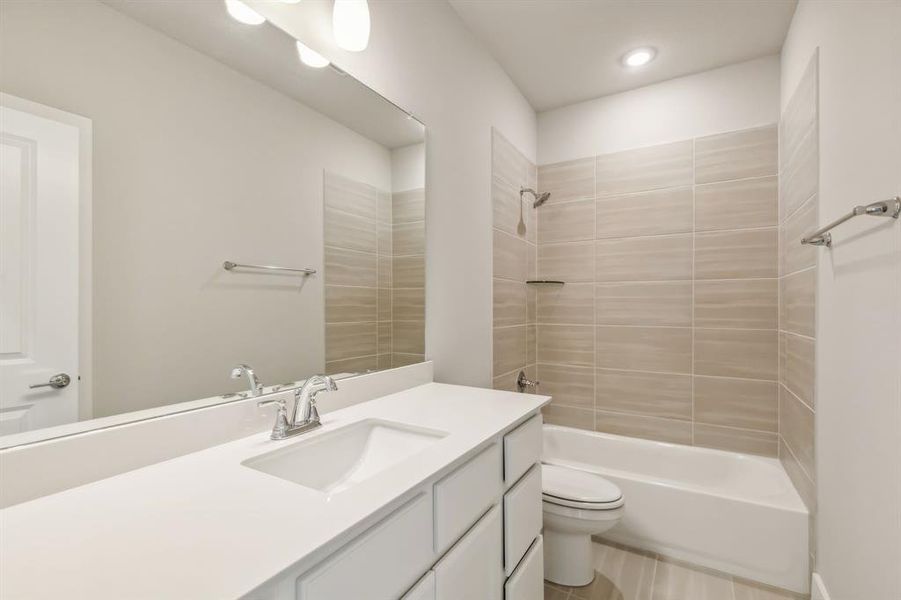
{"left": 223, "top": 261, "right": 316, "bottom": 275}
{"left": 801, "top": 197, "right": 900, "bottom": 247}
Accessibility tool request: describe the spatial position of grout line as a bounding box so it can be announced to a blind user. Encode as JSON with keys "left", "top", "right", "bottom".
{"left": 592, "top": 161, "right": 598, "bottom": 433}
{"left": 592, "top": 406, "right": 691, "bottom": 423}
{"left": 780, "top": 329, "right": 816, "bottom": 343}
{"left": 691, "top": 136, "right": 697, "bottom": 446}
{"left": 598, "top": 277, "right": 779, "bottom": 284}
{"left": 536, "top": 323, "right": 779, "bottom": 332}
{"left": 781, "top": 431, "right": 816, "bottom": 484}
{"left": 781, "top": 189, "right": 817, "bottom": 226}
{"left": 780, "top": 381, "right": 816, "bottom": 416}
{"left": 534, "top": 362, "right": 779, "bottom": 384}
{"left": 782, "top": 264, "right": 816, "bottom": 279}
{"left": 534, "top": 225, "right": 778, "bottom": 247}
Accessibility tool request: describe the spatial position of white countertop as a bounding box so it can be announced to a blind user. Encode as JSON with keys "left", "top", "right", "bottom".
{"left": 0, "top": 383, "right": 548, "bottom": 600}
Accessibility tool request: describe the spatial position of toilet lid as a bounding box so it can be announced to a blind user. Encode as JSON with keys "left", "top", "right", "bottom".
{"left": 542, "top": 463, "right": 623, "bottom": 508}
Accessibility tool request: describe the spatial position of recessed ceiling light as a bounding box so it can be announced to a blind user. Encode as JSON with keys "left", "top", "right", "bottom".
{"left": 224, "top": 0, "right": 266, "bottom": 25}
{"left": 333, "top": 0, "right": 371, "bottom": 52}
{"left": 296, "top": 41, "right": 330, "bottom": 68}
{"left": 622, "top": 47, "right": 656, "bottom": 68}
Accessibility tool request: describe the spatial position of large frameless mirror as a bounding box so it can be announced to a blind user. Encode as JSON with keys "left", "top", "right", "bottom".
{"left": 0, "top": 0, "right": 426, "bottom": 448}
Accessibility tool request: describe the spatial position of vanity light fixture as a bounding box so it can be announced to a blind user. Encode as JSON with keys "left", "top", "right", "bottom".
{"left": 296, "top": 41, "right": 330, "bottom": 68}
{"left": 333, "top": 0, "right": 370, "bottom": 52}
{"left": 225, "top": 0, "right": 266, "bottom": 25}
{"left": 622, "top": 47, "right": 656, "bottom": 68}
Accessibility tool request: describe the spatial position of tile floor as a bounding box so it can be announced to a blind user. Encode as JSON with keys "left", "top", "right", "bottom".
{"left": 543, "top": 540, "right": 809, "bottom": 600}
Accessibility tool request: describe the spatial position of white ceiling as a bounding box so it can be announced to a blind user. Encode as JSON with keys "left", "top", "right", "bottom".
{"left": 103, "top": 0, "right": 424, "bottom": 149}
{"left": 449, "top": 0, "right": 797, "bottom": 111}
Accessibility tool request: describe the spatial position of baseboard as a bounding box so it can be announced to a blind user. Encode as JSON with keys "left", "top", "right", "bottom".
{"left": 811, "top": 573, "right": 831, "bottom": 600}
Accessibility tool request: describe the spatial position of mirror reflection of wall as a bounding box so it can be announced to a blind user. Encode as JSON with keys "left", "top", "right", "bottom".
{"left": 323, "top": 143, "right": 425, "bottom": 375}
{"left": 0, "top": 0, "right": 425, "bottom": 445}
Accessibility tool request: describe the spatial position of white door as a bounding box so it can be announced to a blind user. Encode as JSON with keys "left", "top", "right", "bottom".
{"left": 0, "top": 100, "right": 82, "bottom": 434}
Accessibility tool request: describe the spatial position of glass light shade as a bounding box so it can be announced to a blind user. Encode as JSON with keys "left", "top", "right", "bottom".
{"left": 225, "top": 0, "right": 266, "bottom": 25}
{"left": 296, "top": 41, "right": 330, "bottom": 68}
{"left": 332, "top": 0, "right": 370, "bottom": 52}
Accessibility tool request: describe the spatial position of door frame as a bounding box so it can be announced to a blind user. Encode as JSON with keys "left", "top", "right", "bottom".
{"left": 1, "top": 93, "right": 93, "bottom": 421}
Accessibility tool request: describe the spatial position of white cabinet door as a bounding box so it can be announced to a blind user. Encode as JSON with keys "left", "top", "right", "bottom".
{"left": 402, "top": 571, "right": 435, "bottom": 600}
{"left": 296, "top": 492, "right": 434, "bottom": 600}
{"left": 434, "top": 505, "right": 502, "bottom": 600}
{"left": 504, "top": 536, "right": 543, "bottom": 600}
{"left": 503, "top": 414, "right": 542, "bottom": 487}
{"left": 503, "top": 463, "right": 542, "bottom": 576}
{"left": 433, "top": 443, "right": 502, "bottom": 553}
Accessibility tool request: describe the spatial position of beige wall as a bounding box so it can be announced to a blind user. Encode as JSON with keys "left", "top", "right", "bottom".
{"left": 534, "top": 127, "right": 781, "bottom": 455}
{"left": 0, "top": 1, "right": 392, "bottom": 416}
{"left": 781, "top": 2, "right": 901, "bottom": 598}
{"left": 537, "top": 55, "right": 780, "bottom": 165}
{"left": 491, "top": 130, "right": 537, "bottom": 391}
{"left": 778, "top": 53, "right": 818, "bottom": 569}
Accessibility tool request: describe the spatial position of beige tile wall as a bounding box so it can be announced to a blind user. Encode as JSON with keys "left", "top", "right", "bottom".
{"left": 534, "top": 125, "right": 782, "bottom": 457}
{"left": 491, "top": 129, "right": 537, "bottom": 391}
{"left": 779, "top": 54, "right": 818, "bottom": 567}
{"left": 324, "top": 172, "right": 424, "bottom": 373}
{"left": 391, "top": 188, "right": 425, "bottom": 368}
{"left": 324, "top": 172, "right": 383, "bottom": 373}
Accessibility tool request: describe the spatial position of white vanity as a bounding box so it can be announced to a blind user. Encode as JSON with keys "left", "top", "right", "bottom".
{"left": 0, "top": 372, "right": 549, "bottom": 600}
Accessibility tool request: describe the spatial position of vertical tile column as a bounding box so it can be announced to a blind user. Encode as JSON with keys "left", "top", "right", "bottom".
{"left": 779, "top": 53, "right": 819, "bottom": 567}
{"left": 491, "top": 129, "right": 537, "bottom": 391}
{"left": 391, "top": 188, "right": 426, "bottom": 367}
{"left": 377, "top": 190, "right": 393, "bottom": 369}
{"left": 324, "top": 172, "right": 381, "bottom": 374}
{"left": 533, "top": 157, "right": 596, "bottom": 429}
{"left": 692, "top": 126, "right": 780, "bottom": 455}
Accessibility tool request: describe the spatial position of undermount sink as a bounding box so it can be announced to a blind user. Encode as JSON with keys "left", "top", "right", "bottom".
{"left": 243, "top": 419, "right": 447, "bottom": 494}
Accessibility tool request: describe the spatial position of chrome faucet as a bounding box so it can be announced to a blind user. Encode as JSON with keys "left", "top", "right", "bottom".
{"left": 258, "top": 375, "right": 338, "bottom": 440}
{"left": 231, "top": 364, "right": 263, "bottom": 397}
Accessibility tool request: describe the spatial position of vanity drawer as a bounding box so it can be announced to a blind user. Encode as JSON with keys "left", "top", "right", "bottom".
{"left": 434, "top": 443, "right": 502, "bottom": 553}
{"left": 503, "top": 463, "right": 542, "bottom": 576}
{"left": 295, "top": 492, "right": 433, "bottom": 600}
{"left": 503, "top": 413, "right": 542, "bottom": 487}
{"left": 402, "top": 571, "right": 435, "bottom": 600}
{"left": 434, "top": 505, "right": 503, "bottom": 600}
{"left": 504, "top": 536, "right": 543, "bottom": 600}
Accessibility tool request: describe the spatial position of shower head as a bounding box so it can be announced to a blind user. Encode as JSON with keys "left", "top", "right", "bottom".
{"left": 520, "top": 187, "right": 551, "bottom": 209}
{"left": 532, "top": 191, "right": 551, "bottom": 208}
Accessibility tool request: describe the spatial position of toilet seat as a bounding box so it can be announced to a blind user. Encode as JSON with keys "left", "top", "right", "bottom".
{"left": 541, "top": 463, "right": 624, "bottom": 511}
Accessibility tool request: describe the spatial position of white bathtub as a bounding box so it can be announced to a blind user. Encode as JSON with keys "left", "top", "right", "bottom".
{"left": 543, "top": 425, "right": 809, "bottom": 594}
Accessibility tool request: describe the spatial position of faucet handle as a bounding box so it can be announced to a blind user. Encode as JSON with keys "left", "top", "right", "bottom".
{"left": 257, "top": 397, "right": 285, "bottom": 409}
{"left": 516, "top": 370, "right": 540, "bottom": 393}
{"left": 258, "top": 398, "right": 289, "bottom": 440}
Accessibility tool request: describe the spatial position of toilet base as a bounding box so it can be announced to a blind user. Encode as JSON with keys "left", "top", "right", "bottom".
{"left": 543, "top": 528, "right": 595, "bottom": 586}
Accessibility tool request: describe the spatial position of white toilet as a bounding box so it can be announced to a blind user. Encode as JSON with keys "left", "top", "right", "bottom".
{"left": 541, "top": 463, "right": 625, "bottom": 586}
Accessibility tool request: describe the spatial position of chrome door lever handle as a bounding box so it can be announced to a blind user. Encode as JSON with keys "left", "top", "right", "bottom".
{"left": 29, "top": 373, "right": 71, "bottom": 389}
